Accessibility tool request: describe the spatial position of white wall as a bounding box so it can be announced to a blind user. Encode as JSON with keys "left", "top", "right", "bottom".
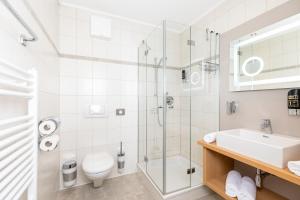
{"left": 58, "top": 4, "right": 187, "bottom": 188}
{"left": 59, "top": 58, "right": 139, "bottom": 186}
{"left": 58, "top": 4, "right": 155, "bottom": 188}
{"left": 58, "top": 4, "right": 152, "bottom": 60}
{"left": 0, "top": 0, "right": 60, "bottom": 200}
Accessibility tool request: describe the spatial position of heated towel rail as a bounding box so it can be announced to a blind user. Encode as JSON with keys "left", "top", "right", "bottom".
{"left": 0, "top": 58, "right": 38, "bottom": 200}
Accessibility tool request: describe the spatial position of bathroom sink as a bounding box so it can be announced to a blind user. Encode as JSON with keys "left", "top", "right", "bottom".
{"left": 216, "top": 129, "right": 300, "bottom": 168}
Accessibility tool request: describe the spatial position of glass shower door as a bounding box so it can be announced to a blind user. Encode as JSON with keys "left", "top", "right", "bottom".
{"left": 165, "top": 21, "right": 192, "bottom": 193}
{"left": 138, "top": 21, "right": 218, "bottom": 195}
{"left": 145, "top": 23, "right": 165, "bottom": 192}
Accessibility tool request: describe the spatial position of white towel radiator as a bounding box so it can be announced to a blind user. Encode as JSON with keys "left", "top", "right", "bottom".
{"left": 0, "top": 58, "right": 38, "bottom": 200}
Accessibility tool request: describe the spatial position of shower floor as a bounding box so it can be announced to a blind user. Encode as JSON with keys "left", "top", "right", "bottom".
{"left": 140, "top": 155, "right": 203, "bottom": 193}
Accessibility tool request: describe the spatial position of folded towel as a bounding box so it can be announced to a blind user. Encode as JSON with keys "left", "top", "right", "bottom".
{"left": 288, "top": 161, "right": 300, "bottom": 176}
{"left": 225, "top": 170, "right": 242, "bottom": 197}
{"left": 237, "top": 176, "right": 256, "bottom": 200}
{"left": 203, "top": 132, "right": 217, "bottom": 143}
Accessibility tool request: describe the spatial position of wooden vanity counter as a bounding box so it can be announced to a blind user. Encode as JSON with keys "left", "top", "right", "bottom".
{"left": 198, "top": 140, "right": 300, "bottom": 200}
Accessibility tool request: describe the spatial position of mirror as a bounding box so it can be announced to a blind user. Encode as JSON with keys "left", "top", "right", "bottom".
{"left": 230, "top": 13, "right": 300, "bottom": 91}
{"left": 242, "top": 57, "right": 264, "bottom": 77}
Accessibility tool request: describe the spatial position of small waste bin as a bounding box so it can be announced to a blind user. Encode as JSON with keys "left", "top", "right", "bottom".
{"left": 62, "top": 160, "right": 77, "bottom": 188}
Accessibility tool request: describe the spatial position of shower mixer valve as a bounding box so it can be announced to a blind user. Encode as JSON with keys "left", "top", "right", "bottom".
{"left": 166, "top": 96, "right": 174, "bottom": 109}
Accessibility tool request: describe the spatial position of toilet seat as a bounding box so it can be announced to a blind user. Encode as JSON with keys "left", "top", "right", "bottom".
{"left": 82, "top": 152, "right": 114, "bottom": 174}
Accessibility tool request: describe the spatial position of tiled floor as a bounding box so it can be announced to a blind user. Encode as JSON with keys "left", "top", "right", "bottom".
{"left": 56, "top": 173, "right": 221, "bottom": 200}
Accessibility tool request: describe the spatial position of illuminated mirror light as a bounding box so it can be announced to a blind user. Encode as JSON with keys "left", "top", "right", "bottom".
{"left": 242, "top": 56, "right": 264, "bottom": 77}
{"left": 190, "top": 71, "right": 201, "bottom": 85}
{"left": 232, "top": 14, "right": 300, "bottom": 88}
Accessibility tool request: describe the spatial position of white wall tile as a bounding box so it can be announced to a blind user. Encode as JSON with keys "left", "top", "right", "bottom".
{"left": 121, "top": 81, "right": 137, "bottom": 96}
{"left": 59, "top": 17, "right": 76, "bottom": 37}
{"left": 107, "top": 96, "right": 121, "bottom": 112}
{"left": 60, "top": 95, "right": 78, "bottom": 114}
{"left": 78, "top": 78, "right": 93, "bottom": 95}
{"left": 60, "top": 58, "right": 78, "bottom": 77}
{"left": 93, "top": 62, "right": 107, "bottom": 79}
{"left": 93, "top": 79, "right": 107, "bottom": 95}
{"left": 77, "top": 60, "right": 93, "bottom": 78}
{"left": 76, "top": 38, "right": 92, "bottom": 57}
{"left": 59, "top": 36, "right": 76, "bottom": 54}
{"left": 107, "top": 63, "right": 121, "bottom": 80}
{"left": 59, "top": 5, "right": 76, "bottom": 18}
{"left": 77, "top": 96, "right": 92, "bottom": 115}
{"left": 121, "top": 96, "right": 138, "bottom": 111}
{"left": 121, "top": 65, "right": 138, "bottom": 81}
{"left": 60, "top": 114, "right": 78, "bottom": 132}
{"left": 76, "top": 20, "right": 90, "bottom": 39}
{"left": 91, "top": 39, "right": 108, "bottom": 58}
{"left": 107, "top": 80, "right": 122, "bottom": 95}
{"left": 121, "top": 126, "right": 137, "bottom": 143}
{"left": 77, "top": 131, "right": 93, "bottom": 148}
{"left": 60, "top": 77, "right": 77, "bottom": 95}
{"left": 60, "top": 132, "right": 77, "bottom": 150}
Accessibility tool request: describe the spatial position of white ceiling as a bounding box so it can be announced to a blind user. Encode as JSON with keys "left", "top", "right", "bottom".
{"left": 60, "top": 0, "right": 224, "bottom": 27}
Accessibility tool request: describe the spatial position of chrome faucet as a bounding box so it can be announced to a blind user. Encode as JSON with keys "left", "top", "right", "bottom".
{"left": 261, "top": 119, "right": 273, "bottom": 134}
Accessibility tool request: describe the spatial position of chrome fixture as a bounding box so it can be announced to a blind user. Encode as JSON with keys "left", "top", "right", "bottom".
{"left": 1, "top": 0, "right": 38, "bottom": 46}
{"left": 255, "top": 169, "right": 269, "bottom": 188}
{"left": 226, "top": 101, "right": 238, "bottom": 115}
{"left": 154, "top": 57, "right": 164, "bottom": 127}
{"left": 166, "top": 96, "right": 174, "bottom": 109}
{"left": 261, "top": 119, "right": 273, "bottom": 134}
{"left": 204, "top": 28, "right": 220, "bottom": 73}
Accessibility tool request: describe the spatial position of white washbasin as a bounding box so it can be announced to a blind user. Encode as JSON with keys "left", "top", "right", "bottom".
{"left": 216, "top": 129, "right": 300, "bottom": 168}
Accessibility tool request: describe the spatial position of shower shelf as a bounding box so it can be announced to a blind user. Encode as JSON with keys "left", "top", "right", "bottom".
{"left": 197, "top": 140, "right": 296, "bottom": 200}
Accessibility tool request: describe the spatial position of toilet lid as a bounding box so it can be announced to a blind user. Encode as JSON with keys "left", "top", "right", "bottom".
{"left": 82, "top": 152, "right": 114, "bottom": 174}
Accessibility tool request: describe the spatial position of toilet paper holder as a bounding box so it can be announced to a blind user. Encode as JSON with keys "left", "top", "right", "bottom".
{"left": 38, "top": 116, "right": 60, "bottom": 137}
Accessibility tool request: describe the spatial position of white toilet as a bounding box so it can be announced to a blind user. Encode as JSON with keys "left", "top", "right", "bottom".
{"left": 82, "top": 152, "right": 114, "bottom": 187}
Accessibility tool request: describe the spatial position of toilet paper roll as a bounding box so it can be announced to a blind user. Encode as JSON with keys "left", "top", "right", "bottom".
{"left": 39, "top": 135, "right": 59, "bottom": 152}
{"left": 38, "top": 119, "right": 57, "bottom": 136}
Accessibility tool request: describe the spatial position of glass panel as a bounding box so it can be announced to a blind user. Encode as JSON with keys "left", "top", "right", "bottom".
{"left": 165, "top": 21, "right": 192, "bottom": 193}
{"left": 138, "top": 20, "right": 220, "bottom": 195}
{"left": 190, "top": 25, "right": 220, "bottom": 187}
{"left": 145, "top": 23, "right": 164, "bottom": 192}
{"left": 138, "top": 42, "right": 147, "bottom": 170}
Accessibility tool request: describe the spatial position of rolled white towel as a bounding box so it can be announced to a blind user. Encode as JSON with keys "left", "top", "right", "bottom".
{"left": 203, "top": 132, "right": 217, "bottom": 143}
{"left": 225, "top": 170, "right": 242, "bottom": 197}
{"left": 288, "top": 161, "right": 300, "bottom": 176}
{"left": 237, "top": 176, "right": 256, "bottom": 200}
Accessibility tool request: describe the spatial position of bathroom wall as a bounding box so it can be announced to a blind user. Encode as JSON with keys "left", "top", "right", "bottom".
{"left": 58, "top": 4, "right": 153, "bottom": 188}
{"left": 190, "top": 0, "right": 300, "bottom": 199}
{"left": 0, "top": 0, "right": 60, "bottom": 200}
{"left": 58, "top": 4, "right": 187, "bottom": 188}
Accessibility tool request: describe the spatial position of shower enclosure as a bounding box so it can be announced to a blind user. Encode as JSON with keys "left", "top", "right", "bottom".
{"left": 138, "top": 21, "right": 220, "bottom": 195}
